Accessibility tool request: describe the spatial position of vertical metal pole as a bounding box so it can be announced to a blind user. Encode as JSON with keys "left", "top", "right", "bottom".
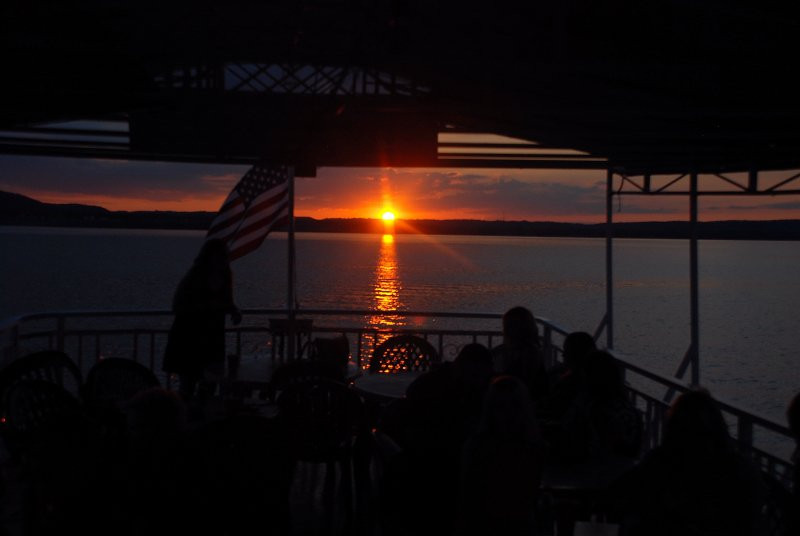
{"left": 689, "top": 171, "right": 700, "bottom": 385}
{"left": 287, "top": 166, "right": 297, "bottom": 360}
{"left": 56, "top": 316, "right": 65, "bottom": 352}
{"left": 606, "top": 168, "right": 614, "bottom": 350}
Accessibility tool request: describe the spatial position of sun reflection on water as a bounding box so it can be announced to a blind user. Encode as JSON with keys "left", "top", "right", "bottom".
{"left": 364, "top": 233, "right": 404, "bottom": 367}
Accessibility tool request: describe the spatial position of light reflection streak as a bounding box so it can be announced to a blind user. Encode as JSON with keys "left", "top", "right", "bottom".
{"left": 364, "top": 233, "right": 404, "bottom": 367}
{"left": 394, "top": 220, "right": 476, "bottom": 269}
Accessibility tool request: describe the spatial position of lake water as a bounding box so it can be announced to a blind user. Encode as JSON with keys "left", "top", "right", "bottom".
{"left": 0, "top": 226, "right": 798, "bottom": 427}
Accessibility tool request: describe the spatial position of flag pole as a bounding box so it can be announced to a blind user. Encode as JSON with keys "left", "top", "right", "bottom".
{"left": 287, "top": 166, "right": 297, "bottom": 360}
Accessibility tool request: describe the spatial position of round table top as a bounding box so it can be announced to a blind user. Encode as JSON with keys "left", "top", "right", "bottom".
{"left": 541, "top": 455, "right": 638, "bottom": 492}
{"left": 351, "top": 371, "right": 421, "bottom": 401}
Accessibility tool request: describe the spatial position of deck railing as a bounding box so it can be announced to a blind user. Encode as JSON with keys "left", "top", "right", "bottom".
{"left": 0, "top": 308, "right": 795, "bottom": 487}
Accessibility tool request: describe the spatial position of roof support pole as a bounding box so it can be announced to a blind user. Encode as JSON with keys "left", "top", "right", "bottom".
{"left": 689, "top": 171, "right": 700, "bottom": 385}
{"left": 605, "top": 168, "right": 615, "bottom": 350}
{"left": 665, "top": 171, "right": 702, "bottom": 398}
{"left": 287, "top": 166, "right": 297, "bottom": 360}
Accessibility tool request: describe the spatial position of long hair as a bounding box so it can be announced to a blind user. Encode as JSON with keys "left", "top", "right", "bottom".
{"left": 173, "top": 239, "right": 232, "bottom": 310}
{"left": 664, "top": 388, "right": 733, "bottom": 458}
{"left": 194, "top": 239, "right": 230, "bottom": 272}
{"left": 502, "top": 306, "right": 539, "bottom": 349}
{"left": 476, "top": 375, "right": 541, "bottom": 445}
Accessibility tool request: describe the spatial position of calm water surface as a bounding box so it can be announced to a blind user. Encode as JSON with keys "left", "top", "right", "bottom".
{"left": 0, "top": 226, "right": 798, "bottom": 424}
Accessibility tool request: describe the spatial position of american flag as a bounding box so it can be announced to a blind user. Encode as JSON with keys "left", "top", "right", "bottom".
{"left": 206, "top": 164, "right": 291, "bottom": 260}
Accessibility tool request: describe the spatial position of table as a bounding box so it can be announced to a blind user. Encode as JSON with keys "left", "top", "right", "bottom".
{"left": 540, "top": 456, "right": 637, "bottom": 536}
{"left": 541, "top": 455, "right": 637, "bottom": 493}
{"left": 351, "top": 371, "right": 421, "bottom": 404}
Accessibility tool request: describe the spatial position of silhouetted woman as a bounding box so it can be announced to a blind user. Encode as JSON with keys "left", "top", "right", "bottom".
{"left": 542, "top": 331, "right": 597, "bottom": 421}
{"left": 163, "top": 239, "right": 241, "bottom": 401}
{"left": 552, "top": 350, "right": 641, "bottom": 463}
{"left": 491, "top": 306, "right": 548, "bottom": 401}
{"left": 614, "top": 388, "right": 766, "bottom": 536}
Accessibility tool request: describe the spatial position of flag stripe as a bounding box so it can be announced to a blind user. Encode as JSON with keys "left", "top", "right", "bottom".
{"left": 231, "top": 204, "right": 287, "bottom": 245}
{"left": 205, "top": 163, "right": 291, "bottom": 261}
{"left": 227, "top": 205, "right": 289, "bottom": 259}
{"left": 206, "top": 199, "right": 245, "bottom": 239}
{"left": 230, "top": 202, "right": 289, "bottom": 247}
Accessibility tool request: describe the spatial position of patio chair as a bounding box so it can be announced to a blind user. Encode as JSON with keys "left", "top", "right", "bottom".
{"left": 0, "top": 379, "right": 86, "bottom": 458}
{"left": 0, "top": 350, "right": 82, "bottom": 401}
{"left": 276, "top": 378, "right": 368, "bottom": 531}
{"left": 369, "top": 334, "right": 439, "bottom": 374}
{"left": 0, "top": 379, "right": 111, "bottom": 534}
{"left": 81, "top": 357, "right": 161, "bottom": 432}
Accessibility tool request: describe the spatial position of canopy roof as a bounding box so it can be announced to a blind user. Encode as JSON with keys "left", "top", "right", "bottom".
{"left": 2, "top": 1, "right": 800, "bottom": 175}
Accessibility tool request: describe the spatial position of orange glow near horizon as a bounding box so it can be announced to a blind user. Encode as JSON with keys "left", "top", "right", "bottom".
{"left": 25, "top": 190, "right": 800, "bottom": 223}
{"left": 11, "top": 170, "right": 800, "bottom": 223}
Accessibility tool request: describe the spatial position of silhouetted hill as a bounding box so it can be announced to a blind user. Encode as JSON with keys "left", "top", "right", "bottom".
{"left": 2, "top": 190, "right": 800, "bottom": 240}
{"left": 0, "top": 190, "right": 215, "bottom": 229}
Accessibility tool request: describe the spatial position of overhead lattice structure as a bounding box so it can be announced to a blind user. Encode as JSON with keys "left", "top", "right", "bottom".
{"left": 2, "top": 1, "right": 800, "bottom": 175}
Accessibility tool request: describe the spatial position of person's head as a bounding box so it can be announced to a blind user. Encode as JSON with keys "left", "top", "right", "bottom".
{"left": 562, "top": 331, "right": 596, "bottom": 371}
{"left": 664, "top": 388, "right": 732, "bottom": 456}
{"left": 477, "top": 375, "right": 541, "bottom": 444}
{"left": 583, "top": 350, "right": 624, "bottom": 400}
{"left": 502, "top": 306, "right": 539, "bottom": 348}
{"left": 453, "top": 343, "right": 493, "bottom": 394}
{"left": 309, "top": 335, "right": 350, "bottom": 368}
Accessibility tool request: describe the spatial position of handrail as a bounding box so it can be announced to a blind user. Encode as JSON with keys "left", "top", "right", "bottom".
{"left": 612, "top": 352, "right": 793, "bottom": 437}
{"left": 0, "top": 308, "right": 795, "bottom": 485}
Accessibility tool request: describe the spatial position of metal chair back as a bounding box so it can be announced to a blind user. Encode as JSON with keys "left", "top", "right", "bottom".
{"left": 369, "top": 334, "right": 439, "bottom": 374}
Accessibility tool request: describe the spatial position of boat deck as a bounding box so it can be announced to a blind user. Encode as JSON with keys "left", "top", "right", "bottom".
{"left": 0, "top": 309, "right": 796, "bottom": 535}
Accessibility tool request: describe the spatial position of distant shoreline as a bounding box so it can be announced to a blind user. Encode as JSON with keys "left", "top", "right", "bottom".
{"left": 3, "top": 189, "right": 800, "bottom": 240}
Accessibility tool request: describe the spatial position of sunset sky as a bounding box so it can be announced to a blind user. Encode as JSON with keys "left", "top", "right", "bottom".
{"left": 2, "top": 154, "right": 800, "bottom": 223}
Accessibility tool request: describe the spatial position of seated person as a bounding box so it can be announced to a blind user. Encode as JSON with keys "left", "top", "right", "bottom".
{"left": 377, "top": 344, "right": 494, "bottom": 536}
{"left": 612, "top": 388, "right": 767, "bottom": 536}
{"left": 550, "top": 350, "right": 642, "bottom": 464}
{"left": 382, "top": 343, "right": 494, "bottom": 455}
{"left": 491, "top": 306, "right": 548, "bottom": 403}
{"left": 542, "top": 331, "right": 597, "bottom": 421}
{"left": 458, "top": 375, "right": 545, "bottom": 536}
{"left": 307, "top": 334, "right": 350, "bottom": 379}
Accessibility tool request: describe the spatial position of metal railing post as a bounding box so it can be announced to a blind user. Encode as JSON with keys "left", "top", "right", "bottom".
{"left": 56, "top": 316, "right": 65, "bottom": 352}
{"left": 689, "top": 171, "right": 700, "bottom": 386}
{"left": 737, "top": 415, "right": 754, "bottom": 456}
{"left": 606, "top": 168, "right": 615, "bottom": 350}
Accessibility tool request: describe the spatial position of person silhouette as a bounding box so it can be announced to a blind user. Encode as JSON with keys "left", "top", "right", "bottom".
{"left": 491, "top": 306, "right": 548, "bottom": 402}
{"left": 613, "top": 388, "right": 766, "bottom": 536}
{"left": 543, "top": 331, "right": 597, "bottom": 421}
{"left": 458, "top": 375, "right": 545, "bottom": 536}
{"left": 375, "top": 344, "right": 494, "bottom": 536}
{"left": 555, "top": 350, "right": 642, "bottom": 463}
{"left": 163, "top": 239, "right": 241, "bottom": 402}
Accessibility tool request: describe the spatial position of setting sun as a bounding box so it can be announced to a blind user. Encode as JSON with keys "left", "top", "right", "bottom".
{"left": 382, "top": 211, "right": 396, "bottom": 221}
